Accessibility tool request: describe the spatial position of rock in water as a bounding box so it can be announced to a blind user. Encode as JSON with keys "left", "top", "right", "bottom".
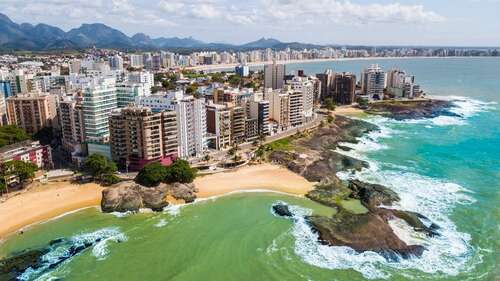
{"left": 348, "top": 180, "right": 400, "bottom": 210}
{"left": 307, "top": 211, "right": 425, "bottom": 260}
{"left": 272, "top": 203, "right": 293, "bottom": 217}
{"left": 0, "top": 249, "right": 46, "bottom": 281}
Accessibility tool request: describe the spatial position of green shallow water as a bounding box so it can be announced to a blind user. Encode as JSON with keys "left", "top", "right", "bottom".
{"left": 0, "top": 193, "right": 357, "bottom": 281}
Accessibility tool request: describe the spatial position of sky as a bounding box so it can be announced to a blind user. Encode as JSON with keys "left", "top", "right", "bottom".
{"left": 1, "top": 0, "right": 499, "bottom": 46}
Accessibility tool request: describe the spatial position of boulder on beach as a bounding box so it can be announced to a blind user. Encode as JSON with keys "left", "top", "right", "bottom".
{"left": 101, "top": 181, "right": 198, "bottom": 213}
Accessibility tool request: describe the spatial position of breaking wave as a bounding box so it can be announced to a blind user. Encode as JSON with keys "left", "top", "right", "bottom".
{"left": 289, "top": 97, "right": 490, "bottom": 279}
{"left": 18, "top": 227, "right": 127, "bottom": 281}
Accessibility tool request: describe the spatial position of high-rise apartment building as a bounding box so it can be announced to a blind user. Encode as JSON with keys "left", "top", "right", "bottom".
{"left": 288, "top": 76, "right": 314, "bottom": 122}
{"left": 333, "top": 73, "right": 356, "bottom": 105}
{"left": 6, "top": 92, "right": 57, "bottom": 135}
{"left": 137, "top": 91, "right": 208, "bottom": 159}
{"left": 128, "top": 54, "right": 144, "bottom": 68}
{"left": 288, "top": 91, "right": 304, "bottom": 127}
{"left": 264, "top": 62, "right": 285, "bottom": 90}
{"left": 266, "top": 89, "right": 290, "bottom": 131}
{"left": 109, "top": 107, "right": 178, "bottom": 171}
{"left": 82, "top": 77, "right": 117, "bottom": 143}
{"left": 316, "top": 69, "right": 335, "bottom": 101}
{"left": 116, "top": 83, "right": 150, "bottom": 107}
{"left": 109, "top": 55, "right": 124, "bottom": 71}
{"left": 361, "top": 64, "right": 386, "bottom": 100}
{"left": 206, "top": 103, "right": 232, "bottom": 150}
{"left": 231, "top": 106, "right": 246, "bottom": 144}
{"left": 59, "top": 95, "right": 85, "bottom": 152}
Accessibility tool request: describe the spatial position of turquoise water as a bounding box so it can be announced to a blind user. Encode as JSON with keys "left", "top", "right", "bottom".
{"left": 1, "top": 58, "right": 499, "bottom": 280}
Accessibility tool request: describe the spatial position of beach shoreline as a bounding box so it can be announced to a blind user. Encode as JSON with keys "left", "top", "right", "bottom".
{"left": 185, "top": 56, "right": 495, "bottom": 71}
{"left": 0, "top": 163, "right": 313, "bottom": 240}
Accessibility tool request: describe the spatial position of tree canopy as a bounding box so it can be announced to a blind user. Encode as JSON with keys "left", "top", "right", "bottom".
{"left": 84, "top": 153, "right": 117, "bottom": 177}
{"left": 0, "top": 160, "right": 39, "bottom": 192}
{"left": 0, "top": 125, "right": 30, "bottom": 148}
{"left": 135, "top": 159, "right": 197, "bottom": 187}
{"left": 135, "top": 162, "right": 168, "bottom": 187}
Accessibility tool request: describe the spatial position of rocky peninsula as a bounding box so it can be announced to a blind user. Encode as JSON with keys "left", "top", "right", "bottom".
{"left": 269, "top": 113, "right": 443, "bottom": 260}
{"left": 364, "top": 99, "right": 458, "bottom": 120}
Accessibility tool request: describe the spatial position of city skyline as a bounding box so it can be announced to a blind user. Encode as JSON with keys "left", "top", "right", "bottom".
{"left": 1, "top": 0, "right": 499, "bottom": 47}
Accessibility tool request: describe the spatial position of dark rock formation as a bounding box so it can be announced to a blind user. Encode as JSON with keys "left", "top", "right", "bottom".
{"left": 101, "top": 181, "right": 198, "bottom": 213}
{"left": 0, "top": 235, "right": 108, "bottom": 280}
{"left": 378, "top": 208, "right": 441, "bottom": 237}
{"left": 0, "top": 249, "right": 46, "bottom": 281}
{"left": 365, "top": 99, "right": 458, "bottom": 120}
{"left": 307, "top": 211, "right": 425, "bottom": 260}
{"left": 348, "top": 180, "right": 400, "bottom": 210}
{"left": 272, "top": 203, "right": 293, "bottom": 217}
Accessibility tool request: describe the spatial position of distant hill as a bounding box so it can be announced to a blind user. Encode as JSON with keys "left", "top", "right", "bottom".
{"left": 0, "top": 13, "right": 330, "bottom": 51}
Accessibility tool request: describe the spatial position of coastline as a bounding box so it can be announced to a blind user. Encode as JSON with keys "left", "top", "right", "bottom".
{"left": 185, "top": 56, "right": 496, "bottom": 71}
{"left": 0, "top": 163, "right": 314, "bottom": 240}
{"left": 0, "top": 182, "right": 104, "bottom": 240}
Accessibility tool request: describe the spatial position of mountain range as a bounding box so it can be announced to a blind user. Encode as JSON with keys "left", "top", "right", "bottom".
{"left": 0, "top": 13, "right": 325, "bottom": 51}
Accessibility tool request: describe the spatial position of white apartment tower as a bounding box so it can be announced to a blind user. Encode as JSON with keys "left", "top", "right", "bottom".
{"left": 82, "top": 77, "right": 117, "bottom": 143}
{"left": 361, "top": 64, "right": 387, "bottom": 100}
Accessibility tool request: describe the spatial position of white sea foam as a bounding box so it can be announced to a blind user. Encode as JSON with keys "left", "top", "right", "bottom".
{"left": 18, "top": 227, "right": 127, "bottom": 281}
{"left": 110, "top": 211, "right": 134, "bottom": 218}
{"left": 154, "top": 219, "right": 168, "bottom": 228}
{"left": 289, "top": 100, "right": 486, "bottom": 278}
{"left": 163, "top": 204, "right": 184, "bottom": 216}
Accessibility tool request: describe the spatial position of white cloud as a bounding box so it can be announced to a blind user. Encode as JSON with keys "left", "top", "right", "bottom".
{"left": 262, "top": 0, "right": 445, "bottom": 25}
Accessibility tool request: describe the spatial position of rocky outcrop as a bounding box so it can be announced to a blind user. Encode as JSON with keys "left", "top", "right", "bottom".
{"left": 365, "top": 99, "right": 458, "bottom": 120}
{"left": 101, "top": 181, "right": 198, "bottom": 213}
{"left": 272, "top": 203, "right": 293, "bottom": 217}
{"left": 378, "top": 208, "right": 441, "bottom": 237}
{"left": 348, "top": 180, "right": 400, "bottom": 210}
{"left": 159, "top": 183, "right": 198, "bottom": 203}
{"left": 0, "top": 249, "right": 46, "bottom": 281}
{"left": 307, "top": 211, "right": 425, "bottom": 260}
{"left": 267, "top": 114, "right": 444, "bottom": 260}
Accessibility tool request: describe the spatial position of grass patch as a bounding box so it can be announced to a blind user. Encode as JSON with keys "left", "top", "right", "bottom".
{"left": 266, "top": 137, "right": 293, "bottom": 151}
{"left": 339, "top": 199, "right": 369, "bottom": 215}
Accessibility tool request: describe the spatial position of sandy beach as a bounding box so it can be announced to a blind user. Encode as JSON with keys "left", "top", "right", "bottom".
{"left": 185, "top": 56, "right": 485, "bottom": 71}
{"left": 333, "top": 105, "right": 365, "bottom": 116}
{"left": 0, "top": 163, "right": 313, "bottom": 239}
{"left": 194, "top": 163, "right": 314, "bottom": 198}
{"left": 0, "top": 182, "right": 103, "bottom": 239}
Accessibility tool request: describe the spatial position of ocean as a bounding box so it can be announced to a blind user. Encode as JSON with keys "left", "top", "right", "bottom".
{"left": 1, "top": 57, "right": 499, "bottom": 281}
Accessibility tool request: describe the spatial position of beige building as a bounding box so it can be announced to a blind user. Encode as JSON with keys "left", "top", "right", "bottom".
{"left": 206, "top": 103, "right": 232, "bottom": 150}
{"left": 109, "top": 107, "right": 178, "bottom": 171}
{"left": 266, "top": 89, "right": 290, "bottom": 131}
{"left": 6, "top": 92, "right": 57, "bottom": 135}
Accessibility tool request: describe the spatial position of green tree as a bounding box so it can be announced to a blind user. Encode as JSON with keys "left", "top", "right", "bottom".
{"left": 1, "top": 160, "right": 39, "bottom": 186}
{"left": 100, "top": 174, "right": 120, "bottom": 186}
{"left": 228, "top": 75, "right": 241, "bottom": 87}
{"left": 324, "top": 98, "right": 336, "bottom": 111}
{"left": 185, "top": 84, "right": 199, "bottom": 95}
{"left": 135, "top": 162, "right": 168, "bottom": 187}
{"left": 164, "top": 160, "right": 197, "bottom": 184}
{"left": 0, "top": 125, "right": 30, "bottom": 148}
{"left": 84, "top": 154, "right": 117, "bottom": 178}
